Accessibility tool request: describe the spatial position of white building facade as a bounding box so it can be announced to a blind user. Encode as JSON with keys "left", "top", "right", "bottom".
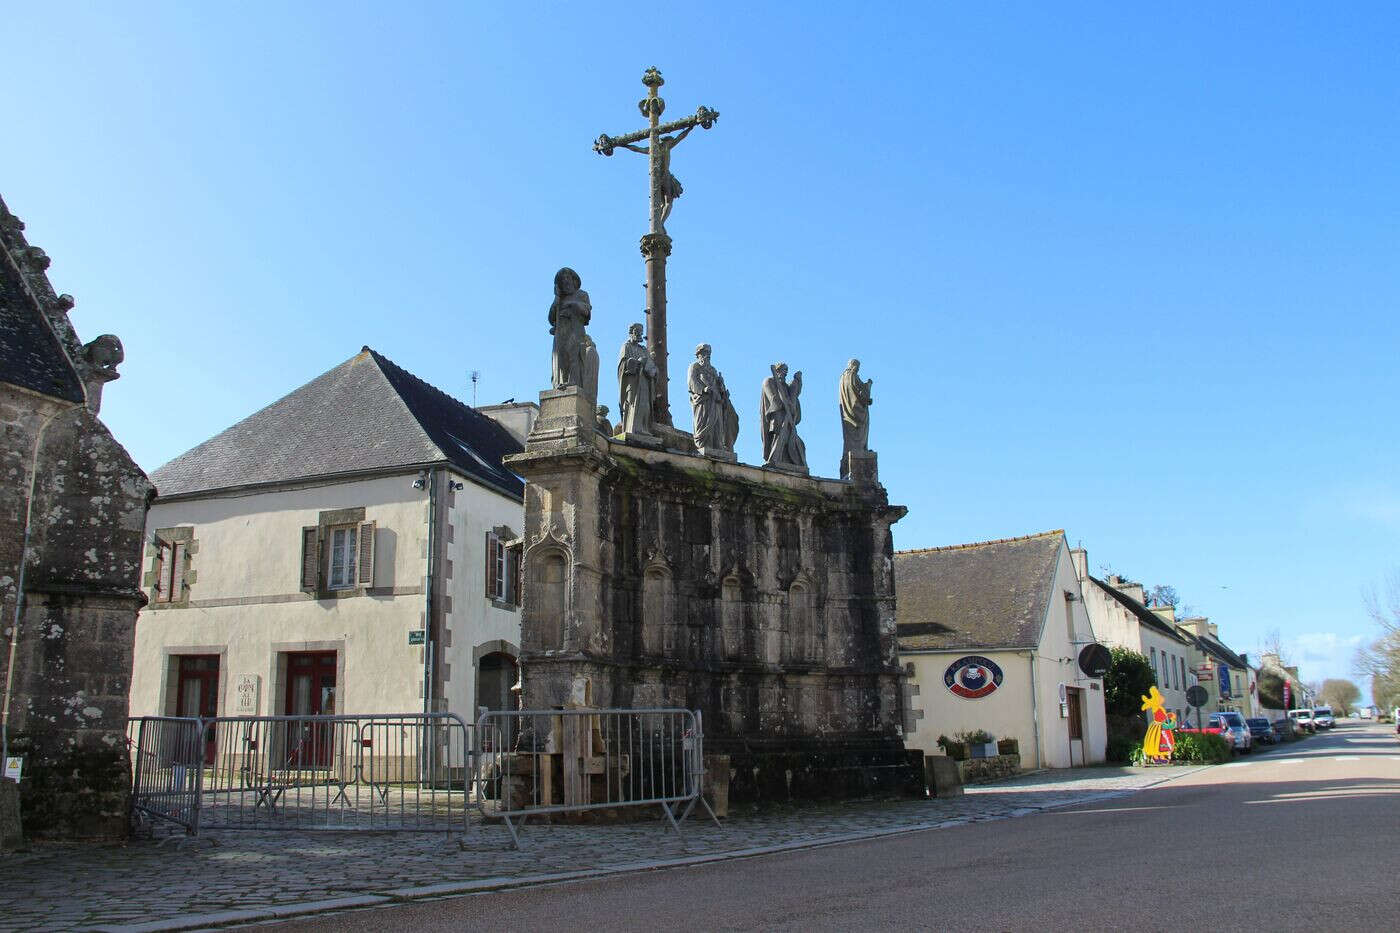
{"left": 128, "top": 349, "right": 534, "bottom": 741}
{"left": 896, "top": 531, "right": 1108, "bottom": 770}
{"left": 1073, "top": 551, "right": 1198, "bottom": 724}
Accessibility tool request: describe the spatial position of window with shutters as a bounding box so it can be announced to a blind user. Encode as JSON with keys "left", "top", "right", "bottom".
{"left": 300, "top": 509, "right": 375, "bottom": 595}
{"left": 147, "top": 527, "right": 195, "bottom": 606}
{"left": 485, "top": 531, "right": 521, "bottom": 607}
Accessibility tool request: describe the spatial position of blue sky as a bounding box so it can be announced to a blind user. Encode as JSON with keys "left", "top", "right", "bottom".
{"left": 6, "top": 3, "right": 1398, "bottom": 698}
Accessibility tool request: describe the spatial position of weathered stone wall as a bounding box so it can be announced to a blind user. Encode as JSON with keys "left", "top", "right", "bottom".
{"left": 956, "top": 753, "right": 1021, "bottom": 784}
{"left": 509, "top": 389, "right": 918, "bottom": 802}
{"left": 1, "top": 196, "right": 153, "bottom": 839}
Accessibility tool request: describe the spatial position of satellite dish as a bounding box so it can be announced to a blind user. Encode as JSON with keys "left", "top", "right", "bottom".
{"left": 1185, "top": 685, "right": 1208, "bottom": 707}
{"left": 1077, "top": 643, "right": 1112, "bottom": 678}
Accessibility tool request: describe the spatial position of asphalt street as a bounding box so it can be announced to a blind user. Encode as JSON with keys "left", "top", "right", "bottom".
{"left": 275, "top": 722, "right": 1400, "bottom": 932}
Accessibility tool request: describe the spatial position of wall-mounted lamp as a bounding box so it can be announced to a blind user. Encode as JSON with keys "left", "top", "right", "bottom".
{"left": 412, "top": 470, "right": 428, "bottom": 490}
{"left": 448, "top": 480, "right": 464, "bottom": 491}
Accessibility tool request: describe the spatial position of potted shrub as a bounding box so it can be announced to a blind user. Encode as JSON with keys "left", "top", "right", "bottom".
{"left": 936, "top": 734, "right": 968, "bottom": 761}
{"left": 960, "top": 729, "right": 997, "bottom": 759}
{"left": 996, "top": 738, "right": 1019, "bottom": 757}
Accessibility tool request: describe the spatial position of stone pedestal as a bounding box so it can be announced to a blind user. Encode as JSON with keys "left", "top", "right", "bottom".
{"left": 529, "top": 387, "right": 596, "bottom": 449}
{"left": 846, "top": 450, "right": 878, "bottom": 486}
{"left": 508, "top": 437, "right": 918, "bottom": 804}
{"left": 924, "top": 755, "right": 964, "bottom": 798}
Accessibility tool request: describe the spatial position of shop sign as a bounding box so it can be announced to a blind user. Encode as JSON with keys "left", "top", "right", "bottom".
{"left": 944, "top": 656, "right": 1003, "bottom": 699}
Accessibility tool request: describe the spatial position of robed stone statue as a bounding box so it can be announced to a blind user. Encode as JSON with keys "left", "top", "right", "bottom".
{"left": 549, "top": 267, "right": 598, "bottom": 398}
{"left": 838, "top": 359, "right": 873, "bottom": 480}
{"left": 688, "top": 343, "right": 739, "bottom": 456}
{"left": 617, "top": 323, "right": 658, "bottom": 437}
{"left": 760, "top": 363, "right": 807, "bottom": 472}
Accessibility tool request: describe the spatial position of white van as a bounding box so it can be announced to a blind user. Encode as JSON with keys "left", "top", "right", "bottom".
{"left": 1289, "top": 709, "right": 1315, "bottom": 733}
{"left": 1312, "top": 706, "right": 1334, "bottom": 729}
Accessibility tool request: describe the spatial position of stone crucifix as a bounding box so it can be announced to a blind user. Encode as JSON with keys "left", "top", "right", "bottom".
{"left": 594, "top": 67, "right": 719, "bottom": 428}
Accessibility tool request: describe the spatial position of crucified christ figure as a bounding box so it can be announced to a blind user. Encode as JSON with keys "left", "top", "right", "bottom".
{"left": 620, "top": 124, "right": 694, "bottom": 228}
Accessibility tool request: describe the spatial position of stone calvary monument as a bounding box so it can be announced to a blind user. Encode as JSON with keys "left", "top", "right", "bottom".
{"left": 510, "top": 69, "right": 917, "bottom": 802}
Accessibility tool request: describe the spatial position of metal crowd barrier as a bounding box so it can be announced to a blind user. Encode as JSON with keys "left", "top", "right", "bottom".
{"left": 128, "top": 713, "right": 474, "bottom": 836}
{"left": 476, "top": 707, "right": 719, "bottom": 848}
{"left": 130, "top": 716, "right": 204, "bottom": 834}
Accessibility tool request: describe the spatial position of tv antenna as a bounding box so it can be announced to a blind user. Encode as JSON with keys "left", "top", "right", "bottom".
{"left": 470, "top": 370, "right": 480, "bottom": 407}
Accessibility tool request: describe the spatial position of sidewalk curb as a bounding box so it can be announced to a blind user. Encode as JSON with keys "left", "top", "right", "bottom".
{"left": 94, "top": 779, "right": 1188, "bottom": 933}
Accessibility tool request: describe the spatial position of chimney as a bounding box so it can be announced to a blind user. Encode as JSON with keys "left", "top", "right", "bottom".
{"left": 479, "top": 401, "right": 540, "bottom": 445}
{"left": 1150, "top": 606, "right": 1177, "bottom": 624}
{"left": 1182, "top": 616, "right": 1210, "bottom": 638}
{"left": 1070, "top": 548, "right": 1087, "bottom": 582}
{"left": 1208, "top": 622, "right": 1219, "bottom": 638}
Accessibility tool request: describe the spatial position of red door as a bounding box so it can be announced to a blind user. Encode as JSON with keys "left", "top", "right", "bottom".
{"left": 175, "top": 654, "right": 219, "bottom": 765}
{"left": 283, "top": 652, "right": 337, "bottom": 769}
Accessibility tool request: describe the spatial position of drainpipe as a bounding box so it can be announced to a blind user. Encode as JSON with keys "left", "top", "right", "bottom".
{"left": 423, "top": 468, "right": 437, "bottom": 720}
{"left": 3, "top": 404, "right": 74, "bottom": 765}
{"left": 1027, "top": 650, "right": 1042, "bottom": 771}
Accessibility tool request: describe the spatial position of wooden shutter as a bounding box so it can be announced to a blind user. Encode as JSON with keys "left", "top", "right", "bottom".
{"left": 485, "top": 532, "right": 498, "bottom": 600}
{"left": 508, "top": 544, "right": 522, "bottom": 606}
{"left": 170, "top": 542, "right": 186, "bottom": 600}
{"left": 357, "top": 521, "right": 376, "bottom": 588}
{"left": 300, "top": 526, "right": 320, "bottom": 592}
{"left": 154, "top": 542, "right": 170, "bottom": 602}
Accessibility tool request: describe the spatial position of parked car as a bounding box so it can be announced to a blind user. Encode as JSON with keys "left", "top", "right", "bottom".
{"left": 1272, "top": 718, "right": 1297, "bottom": 741}
{"left": 1246, "top": 717, "right": 1277, "bottom": 745}
{"left": 1312, "top": 706, "right": 1335, "bottom": 729}
{"left": 1289, "top": 709, "right": 1315, "bottom": 733}
{"left": 1208, "top": 712, "right": 1252, "bottom": 753}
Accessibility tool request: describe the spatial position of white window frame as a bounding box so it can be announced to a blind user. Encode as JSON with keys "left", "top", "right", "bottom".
{"left": 327, "top": 525, "right": 358, "bottom": 590}
{"left": 491, "top": 534, "right": 508, "bottom": 602}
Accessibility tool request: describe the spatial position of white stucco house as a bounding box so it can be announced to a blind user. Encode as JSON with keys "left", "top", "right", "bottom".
{"left": 1073, "top": 550, "right": 1199, "bottom": 724}
{"left": 127, "top": 347, "right": 535, "bottom": 747}
{"left": 895, "top": 530, "right": 1108, "bottom": 770}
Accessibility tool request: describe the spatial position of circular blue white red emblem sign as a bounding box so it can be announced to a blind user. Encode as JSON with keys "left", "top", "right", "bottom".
{"left": 944, "top": 656, "right": 1004, "bottom": 699}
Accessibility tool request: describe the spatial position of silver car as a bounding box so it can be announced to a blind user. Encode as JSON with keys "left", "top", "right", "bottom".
{"left": 1208, "top": 712, "right": 1253, "bottom": 753}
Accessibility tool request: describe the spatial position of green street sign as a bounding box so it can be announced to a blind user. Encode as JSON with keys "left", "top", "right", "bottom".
{"left": 408, "top": 630, "right": 426, "bottom": 646}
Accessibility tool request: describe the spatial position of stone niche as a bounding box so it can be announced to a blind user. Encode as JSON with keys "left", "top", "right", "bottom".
{"left": 509, "top": 387, "right": 920, "bottom": 803}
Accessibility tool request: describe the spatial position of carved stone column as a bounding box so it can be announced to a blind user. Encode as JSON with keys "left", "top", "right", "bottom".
{"left": 640, "top": 232, "right": 673, "bottom": 426}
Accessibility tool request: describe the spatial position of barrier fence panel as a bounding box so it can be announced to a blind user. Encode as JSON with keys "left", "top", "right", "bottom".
{"left": 130, "top": 716, "right": 204, "bottom": 834}
{"left": 475, "top": 707, "right": 718, "bottom": 848}
{"left": 129, "top": 713, "right": 474, "bottom": 836}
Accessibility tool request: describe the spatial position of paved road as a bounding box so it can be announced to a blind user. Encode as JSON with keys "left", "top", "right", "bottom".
{"left": 280, "top": 722, "right": 1400, "bottom": 932}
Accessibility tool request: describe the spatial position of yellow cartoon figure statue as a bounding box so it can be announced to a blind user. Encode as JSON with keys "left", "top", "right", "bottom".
{"left": 1141, "top": 685, "right": 1178, "bottom": 764}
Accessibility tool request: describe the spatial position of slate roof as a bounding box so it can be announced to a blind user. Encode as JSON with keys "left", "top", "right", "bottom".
{"left": 0, "top": 197, "right": 85, "bottom": 403}
{"left": 894, "top": 530, "right": 1066, "bottom": 652}
{"left": 1088, "top": 576, "right": 1191, "bottom": 646}
{"left": 151, "top": 348, "right": 524, "bottom": 499}
{"left": 1192, "top": 630, "right": 1248, "bottom": 670}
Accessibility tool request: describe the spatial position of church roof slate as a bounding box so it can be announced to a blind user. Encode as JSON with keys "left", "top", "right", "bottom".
{"left": 894, "top": 530, "right": 1065, "bottom": 652}
{"left": 0, "top": 196, "right": 86, "bottom": 404}
{"left": 151, "top": 348, "right": 524, "bottom": 500}
{"left": 1088, "top": 576, "right": 1192, "bottom": 646}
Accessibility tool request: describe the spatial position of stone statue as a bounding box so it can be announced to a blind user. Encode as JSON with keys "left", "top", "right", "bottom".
{"left": 617, "top": 323, "right": 658, "bottom": 437}
{"left": 595, "top": 405, "right": 615, "bottom": 436}
{"left": 760, "top": 363, "right": 807, "bottom": 472}
{"left": 619, "top": 125, "right": 694, "bottom": 229}
{"left": 548, "top": 267, "right": 593, "bottom": 393}
{"left": 838, "top": 359, "right": 873, "bottom": 480}
{"left": 687, "top": 344, "right": 739, "bottom": 456}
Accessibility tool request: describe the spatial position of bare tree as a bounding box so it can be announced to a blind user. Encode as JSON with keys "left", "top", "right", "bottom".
{"left": 1355, "top": 571, "right": 1400, "bottom": 711}
{"left": 1147, "top": 584, "right": 1180, "bottom": 610}
{"left": 1317, "top": 679, "right": 1361, "bottom": 716}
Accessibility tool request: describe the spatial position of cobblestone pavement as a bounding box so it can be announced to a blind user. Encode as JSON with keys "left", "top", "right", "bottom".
{"left": 0, "top": 764, "right": 1202, "bottom": 932}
